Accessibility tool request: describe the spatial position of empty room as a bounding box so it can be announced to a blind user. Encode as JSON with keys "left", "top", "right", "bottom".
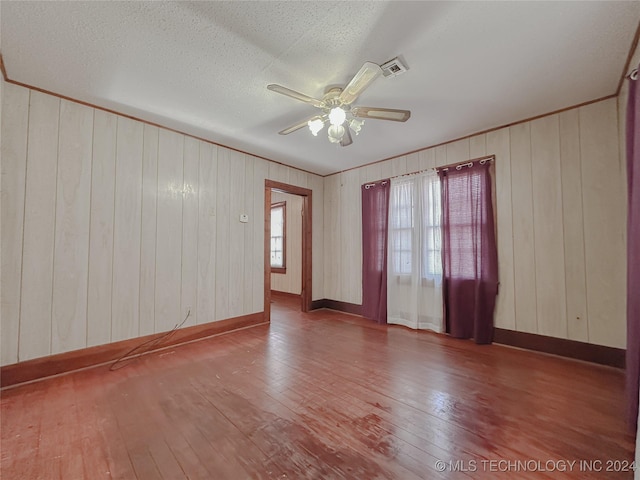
{"left": 2, "top": 1, "right": 640, "bottom": 479}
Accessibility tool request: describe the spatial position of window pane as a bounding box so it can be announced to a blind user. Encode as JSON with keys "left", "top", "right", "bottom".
{"left": 271, "top": 207, "right": 283, "bottom": 236}
{"left": 423, "top": 250, "right": 442, "bottom": 277}
{"left": 270, "top": 204, "right": 286, "bottom": 268}
{"left": 399, "top": 251, "right": 412, "bottom": 274}
{"left": 271, "top": 251, "right": 283, "bottom": 268}
{"left": 399, "top": 229, "right": 411, "bottom": 249}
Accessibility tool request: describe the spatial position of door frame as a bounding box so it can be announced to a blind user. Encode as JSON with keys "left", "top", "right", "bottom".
{"left": 264, "top": 180, "right": 312, "bottom": 321}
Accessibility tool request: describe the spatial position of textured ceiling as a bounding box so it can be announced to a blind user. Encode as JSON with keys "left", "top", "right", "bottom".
{"left": 2, "top": 1, "right": 639, "bottom": 175}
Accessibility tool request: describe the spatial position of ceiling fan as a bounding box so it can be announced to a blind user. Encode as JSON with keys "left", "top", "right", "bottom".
{"left": 267, "top": 62, "right": 411, "bottom": 147}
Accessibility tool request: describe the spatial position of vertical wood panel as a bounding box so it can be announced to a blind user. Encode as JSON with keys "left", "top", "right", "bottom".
{"left": 228, "top": 152, "right": 246, "bottom": 318}
{"left": 264, "top": 186, "right": 272, "bottom": 320}
{"left": 342, "top": 170, "right": 362, "bottom": 304}
{"left": 469, "top": 134, "right": 487, "bottom": 158}
{"left": 215, "top": 149, "right": 231, "bottom": 320}
{"left": 323, "top": 174, "right": 341, "bottom": 300}
{"left": 112, "top": 117, "right": 143, "bottom": 341}
{"left": 252, "top": 159, "right": 268, "bottom": 313}
{"left": 155, "top": 130, "right": 183, "bottom": 332}
{"left": 559, "top": 109, "right": 589, "bottom": 342}
{"left": 309, "top": 174, "right": 324, "bottom": 301}
{"left": 486, "top": 128, "right": 516, "bottom": 330}
{"left": 391, "top": 156, "right": 407, "bottom": 176}
{"left": 378, "top": 160, "right": 393, "bottom": 180}
{"left": 268, "top": 162, "right": 289, "bottom": 184}
{"left": 530, "top": 115, "right": 567, "bottom": 338}
{"left": 181, "top": 137, "right": 199, "bottom": 327}
{"left": 87, "top": 111, "right": 117, "bottom": 346}
{"left": 196, "top": 143, "right": 217, "bottom": 324}
{"left": 434, "top": 145, "right": 447, "bottom": 167}
{"left": 337, "top": 173, "right": 350, "bottom": 302}
{"left": 419, "top": 148, "right": 436, "bottom": 170}
{"left": 359, "top": 162, "right": 382, "bottom": 184}
{"left": 579, "top": 99, "right": 626, "bottom": 348}
{"left": 51, "top": 100, "right": 93, "bottom": 354}
{"left": 1, "top": 83, "right": 30, "bottom": 365}
{"left": 288, "top": 168, "right": 308, "bottom": 188}
{"left": 139, "top": 125, "right": 159, "bottom": 336}
{"left": 243, "top": 156, "right": 256, "bottom": 307}
{"left": 509, "top": 123, "right": 538, "bottom": 334}
{"left": 19, "top": 91, "right": 60, "bottom": 361}
{"left": 406, "top": 152, "right": 421, "bottom": 173}
{"left": 445, "top": 138, "right": 470, "bottom": 164}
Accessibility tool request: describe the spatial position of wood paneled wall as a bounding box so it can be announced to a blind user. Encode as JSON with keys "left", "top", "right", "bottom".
{"left": 324, "top": 97, "right": 626, "bottom": 348}
{"left": 270, "top": 192, "right": 302, "bottom": 295}
{"left": 0, "top": 82, "right": 324, "bottom": 366}
{"left": 1, "top": 78, "right": 628, "bottom": 362}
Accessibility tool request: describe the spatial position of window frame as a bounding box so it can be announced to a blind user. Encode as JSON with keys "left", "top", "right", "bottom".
{"left": 270, "top": 201, "right": 287, "bottom": 273}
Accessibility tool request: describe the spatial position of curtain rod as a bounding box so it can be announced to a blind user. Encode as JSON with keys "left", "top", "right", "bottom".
{"left": 364, "top": 180, "right": 388, "bottom": 189}
{"left": 439, "top": 156, "right": 494, "bottom": 172}
{"left": 392, "top": 155, "right": 495, "bottom": 180}
{"left": 362, "top": 154, "right": 495, "bottom": 188}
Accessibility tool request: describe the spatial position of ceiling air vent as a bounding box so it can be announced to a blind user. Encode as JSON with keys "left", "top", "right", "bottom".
{"left": 380, "top": 57, "right": 408, "bottom": 77}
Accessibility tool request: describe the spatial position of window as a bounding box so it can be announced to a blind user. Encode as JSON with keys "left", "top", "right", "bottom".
{"left": 389, "top": 173, "right": 442, "bottom": 279}
{"left": 270, "top": 202, "right": 286, "bottom": 273}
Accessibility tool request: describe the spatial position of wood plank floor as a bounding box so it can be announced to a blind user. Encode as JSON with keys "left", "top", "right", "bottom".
{"left": 1, "top": 294, "right": 635, "bottom": 479}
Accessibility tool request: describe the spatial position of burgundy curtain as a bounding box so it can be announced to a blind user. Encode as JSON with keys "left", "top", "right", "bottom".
{"left": 439, "top": 162, "right": 498, "bottom": 344}
{"left": 626, "top": 65, "right": 640, "bottom": 432}
{"left": 362, "top": 180, "right": 390, "bottom": 324}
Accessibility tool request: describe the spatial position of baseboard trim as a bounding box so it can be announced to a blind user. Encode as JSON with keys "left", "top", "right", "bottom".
{"left": 493, "top": 328, "right": 625, "bottom": 368}
{"left": 310, "top": 298, "right": 363, "bottom": 316}
{"left": 310, "top": 299, "right": 326, "bottom": 310}
{"left": 1, "top": 312, "right": 266, "bottom": 388}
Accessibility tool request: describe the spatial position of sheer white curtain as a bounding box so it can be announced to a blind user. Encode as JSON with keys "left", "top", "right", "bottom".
{"left": 387, "top": 171, "right": 443, "bottom": 331}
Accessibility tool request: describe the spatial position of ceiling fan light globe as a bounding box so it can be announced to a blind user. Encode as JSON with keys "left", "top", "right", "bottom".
{"left": 327, "top": 124, "right": 345, "bottom": 143}
{"left": 329, "top": 107, "right": 346, "bottom": 126}
{"left": 308, "top": 118, "right": 324, "bottom": 136}
{"left": 349, "top": 118, "right": 364, "bottom": 135}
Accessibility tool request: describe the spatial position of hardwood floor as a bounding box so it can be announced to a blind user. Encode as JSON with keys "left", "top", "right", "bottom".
{"left": 1, "top": 294, "right": 635, "bottom": 479}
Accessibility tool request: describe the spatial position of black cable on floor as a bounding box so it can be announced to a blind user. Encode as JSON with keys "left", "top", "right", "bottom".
{"left": 109, "top": 310, "right": 191, "bottom": 371}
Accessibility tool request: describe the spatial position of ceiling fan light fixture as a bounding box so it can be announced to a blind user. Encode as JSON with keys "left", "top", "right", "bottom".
{"left": 268, "top": 61, "right": 410, "bottom": 147}
{"left": 308, "top": 117, "right": 325, "bottom": 136}
{"left": 328, "top": 107, "right": 346, "bottom": 126}
{"left": 349, "top": 118, "right": 364, "bottom": 135}
{"left": 327, "top": 124, "right": 345, "bottom": 143}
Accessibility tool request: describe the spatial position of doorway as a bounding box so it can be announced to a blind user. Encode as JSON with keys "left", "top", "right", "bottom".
{"left": 264, "top": 180, "right": 312, "bottom": 322}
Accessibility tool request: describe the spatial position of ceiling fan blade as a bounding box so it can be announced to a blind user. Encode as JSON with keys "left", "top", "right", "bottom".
{"left": 267, "top": 84, "right": 325, "bottom": 108}
{"left": 338, "top": 62, "right": 383, "bottom": 105}
{"left": 352, "top": 106, "right": 411, "bottom": 122}
{"left": 340, "top": 127, "right": 353, "bottom": 147}
{"left": 278, "top": 117, "right": 315, "bottom": 135}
